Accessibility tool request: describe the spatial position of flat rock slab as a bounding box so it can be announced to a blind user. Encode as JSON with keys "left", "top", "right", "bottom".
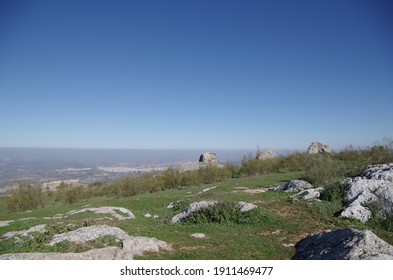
{"left": 292, "top": 228, "right": 393, "bottom": 260}
{"left": 3, "top": 224, "right": 46, "bottom": 240}
{"left": 190, "top": 233, "right": 207, "bottom": 239}
{"left": 0, "top": 225, "right": 171, "bottom": 260}
{"left": 67, "top": 206, "right": 135, "bottom": 220}
{"left": 242, "top": 188, "right": 267, "bottom": 194}
{"left": 49, "top": 225, "right": 130, "bottom": 245}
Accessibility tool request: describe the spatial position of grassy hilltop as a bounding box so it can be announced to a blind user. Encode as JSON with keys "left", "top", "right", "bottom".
{"left": 1, "top": 142, "right": 392, "bottom": 259}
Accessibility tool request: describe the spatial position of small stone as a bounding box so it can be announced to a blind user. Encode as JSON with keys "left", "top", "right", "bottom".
{"left": 236, "top": 201, "right": 258, "bottom": 212}
{"left": 144, "top": 213, "right": 152, "bottom": 218}
{"left": 190, "top": 233, "right": 206, "bottom": 239}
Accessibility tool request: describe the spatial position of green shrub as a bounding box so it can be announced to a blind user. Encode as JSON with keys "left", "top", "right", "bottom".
{"left": 112, "top": 177, "right": 141, "bottom": 196}
{"left": 320, "top": 181, "right": 348, "bottom": 203}
{"left": 161, "top": 167, "right": 182, "bottom": 189}
{"left": 63, "top": 186, "right": 86, "bottom": 204}
{"left": 366, "top": 202, "right": 393, "bottom": 232}
{"left": 240, "top": 155, "right": 280, "bottom": 175}
{"left": 305, "top": 155, "right": 344, "bottom": 187}
{"left": 279, "top": 153, "right": 309, "bottom": 171}
{"left": 6, "top": 184, "right": 46, "bottom": 212}
{"left": 197, "top": 165, "right": 232, "bottom": 184}
{"left": 224, "top": 162, "right": 240, "bottom": 178}
{"left": 184, "top": 201, "right": 260, "bottom": 225}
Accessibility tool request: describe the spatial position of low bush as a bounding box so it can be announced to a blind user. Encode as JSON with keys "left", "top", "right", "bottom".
{"left": 320, "top": 181, "right": 348, "bottom": 203}
{"left": 304, "top": 155, "right": 344, "bottom": 187}
{"left": 366, "top": 202, "right": 393, "bottom": 232}
{"left": 197, "top": 165, "right": 232, "bottom": 184}
{"left": 184, "top": 201, "right": 260, "bottom": 225}
{"left": 6, "top": 184, "right": 46, "bottom": 212}
{"left": 240, "top": 155, "right": 280, "bottom": 175}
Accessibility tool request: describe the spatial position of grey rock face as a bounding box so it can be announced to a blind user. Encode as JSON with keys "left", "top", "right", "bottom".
{"left": 199, "top": 152, "right": 218, "bottom": 164}
{"left": 292, "top": 228, "right": 393, "bottom": 260}
{"left": 307, "top": 142, "right": 332, "bottom": 154}
{"left": 282, "top": 180, "right": 313, "bottom": 193}
{"left": 256, "top": 149, "right": 276, "bottom": 160}
{"left": 236, "top": 201, "right": 258, "bottom": 212}
{"left": 362, "top": 163, "right": 393, "bottom": 181}
{"left": 171, "top": 201, "right": 218, "bottom": 223}
{"left": 340, "top": 164, "right": 393, "bottom": 222}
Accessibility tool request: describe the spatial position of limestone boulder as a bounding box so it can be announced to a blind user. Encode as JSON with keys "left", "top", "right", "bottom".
{"left": 307, "top": 142, "right": 332, "bottom": 154}
{"left": 340, "top": 163, "right": 393, "bottom": 222}
{"left": 171, "top": 201, "right": 218, "bottom": 223}
{"left": 199, "top": 152, "right": 218, "bottom": 164}
{"left": 292, "top": 228, "right": 393, "bottom": 260}
{"left": 256, "top": 149, "right": 276, "bottom": 160}
{"left": 282, "top": 180, "right": 313, "bottom": 193}
{"left": 236, "top": 201, "right": 258, "bottom": 212}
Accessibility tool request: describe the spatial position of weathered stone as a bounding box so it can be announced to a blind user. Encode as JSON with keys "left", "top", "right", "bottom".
{"left": 67, "top": 206, "right": 135, "bottom": 220}
{"left": 236, "top": 201, "right": 258, "bottom": 212}
{"left": 340, "top": 164, "right": 393, "bottom": 222}
{"left": 171, "top": 201, "right": 218, "bottom": 223}
{"left": 292, "top": 228, "right": 393, "bottom": 260}
{"left": 291, "top": 188, "right": 321, "bottom": 201}
{"left": 307, "top": 142, "right": 332, "bottom": 154}
{"left": 281, "top": 180, "right": 313, "bottom": 193}
{"left": 362, "top": 163, "right": 393, "bottom": 181}
{"left": 49, "top": 225, "right": 130, "bottom": 245}
{"left": 190, "top": 233, "right": 207, "bottom": 239}
{"left": 0, "top": 235, "right": 170, "bottom": 260}
{"left": 3, "top": 224, "right": 46, "bottom": 240}
{"left": 199, "top": 152, "right": 218, "bottom": 164}
{"left": 256, "top": 149, "right": 276, "bottom": 160}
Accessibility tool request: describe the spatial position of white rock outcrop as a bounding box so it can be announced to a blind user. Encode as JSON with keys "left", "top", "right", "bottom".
{"left": 0, "top": 225, "right": 170, "bottom": 260}
{"left": 340, "top": 164, "right": 393, "bottom": 222}
{"left": 3, "top": 224, "right": 46, "bottom": 240}
{"left": 256, "top": 149, "right": 276, "bottom": 160}
{"left": 171, "top": 201, "right": 218, "bottom": 223}
{"left": 236, "top": 201, "right": 258, "bottom": 212}
{"left": 292, "top": 228, "right": 393, "bottom": 260}
{"left": 307, "top": 142, "right": 332, "bottom": 154}
{"left": 291, "top": 188, "right": 322, "bottom": 201}
{"left": 199, "top": 152, "right": 218, "bottom": 164}
{"left": 66, "top": 207, "right": 135, "bottom": 220}
{"left": 281, "top": 180, "right": 313, "bottom": 193}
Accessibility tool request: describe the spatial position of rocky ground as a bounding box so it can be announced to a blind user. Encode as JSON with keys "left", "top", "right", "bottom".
{"left": 1, "top": 163, "right": 392, "bottom": 260}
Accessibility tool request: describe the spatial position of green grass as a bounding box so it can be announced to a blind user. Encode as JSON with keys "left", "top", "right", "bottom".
{"left": 1, "top": 171, "right": 392, "bottom": 259}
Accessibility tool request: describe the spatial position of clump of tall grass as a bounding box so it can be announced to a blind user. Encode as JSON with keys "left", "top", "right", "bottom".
{"left": 6, "top": 184, "right": 46, "bottom": 212}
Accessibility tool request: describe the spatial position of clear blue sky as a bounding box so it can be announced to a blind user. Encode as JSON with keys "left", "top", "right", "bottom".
{"left": 1, "top": 0, "right": 392, "bottom": 150}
